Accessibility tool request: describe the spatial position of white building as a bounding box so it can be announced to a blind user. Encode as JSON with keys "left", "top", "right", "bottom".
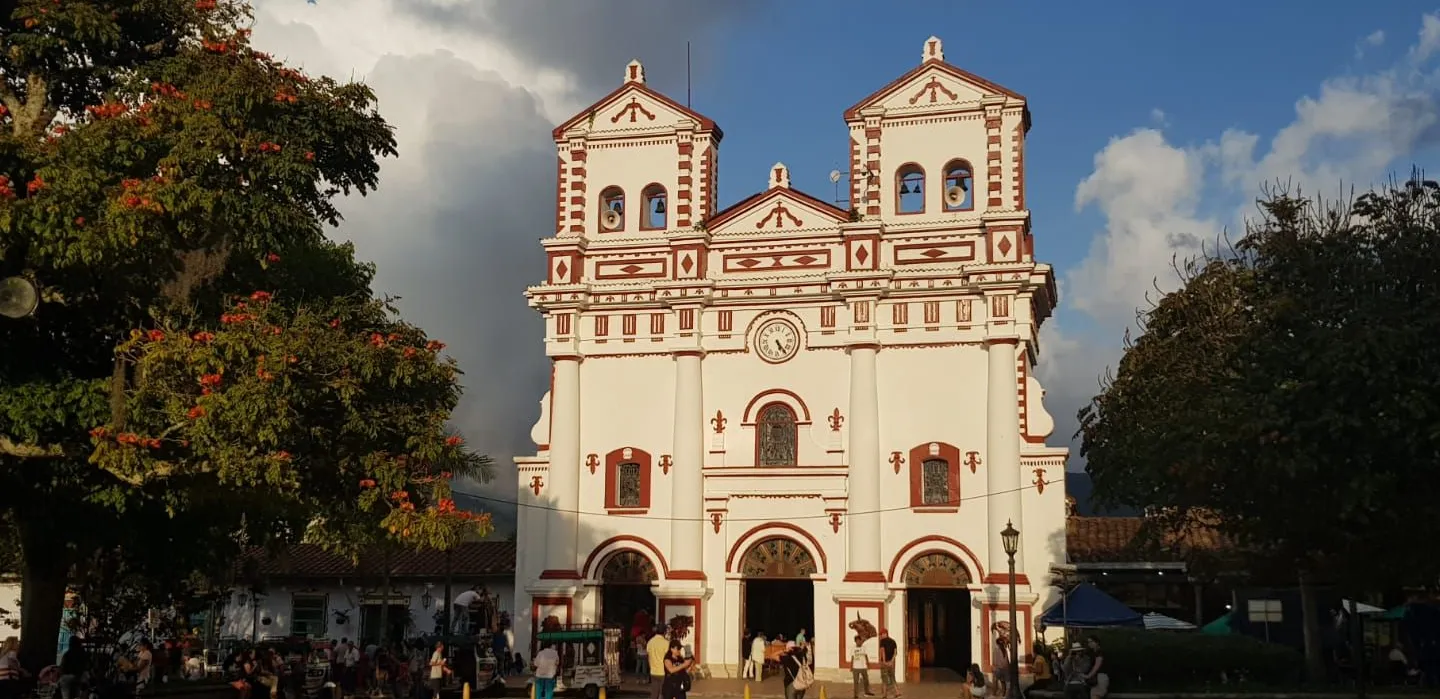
{"left": 513, "top": 37, "right": 1068, "bottom": 681}
{"left": 220, "top": 543, "right": 515, "bottom": 645}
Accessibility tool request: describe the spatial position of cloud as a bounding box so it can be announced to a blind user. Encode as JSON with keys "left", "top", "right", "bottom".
{"left": 248, "top": 0, "right": 756, "bottom": 533}
{"left": 1041, "top": 11, "right": 1440, "bottom": 468}
{"left": 1357, "top": 30, "right": 1386, "bottom": 59}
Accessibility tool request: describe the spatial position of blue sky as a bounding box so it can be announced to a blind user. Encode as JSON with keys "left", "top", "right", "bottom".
{"left": 251, "top": 1, "right": 1440, "bottom": 529}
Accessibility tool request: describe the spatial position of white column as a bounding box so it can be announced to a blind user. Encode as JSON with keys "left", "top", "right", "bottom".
{"left": 670, "top": 350, "right": 705, "bottom": 573}
{"left": 544, "top": 356, "right": 581, "bottom": 576}
{"left": 847, "top": 343, "right": 882, "bottom": 577}
{"left": 986, "top": 338, "right": 1024, "bottom": 578}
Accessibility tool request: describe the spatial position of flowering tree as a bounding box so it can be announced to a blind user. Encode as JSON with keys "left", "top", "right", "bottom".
{"left": 0, "top": 0, "right": 488, "bottom": 668}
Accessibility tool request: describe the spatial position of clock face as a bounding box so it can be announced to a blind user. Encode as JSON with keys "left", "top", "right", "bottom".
{"left": 755, "top": 319, "right": 801, "bottom": 363}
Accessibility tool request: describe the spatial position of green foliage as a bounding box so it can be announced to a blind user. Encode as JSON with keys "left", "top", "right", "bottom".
{"left": 0, "top": 0, "right": 488, "bottom": 666}
{"left": 1078, "top": 178, "right": 1440, "bottom": 589}
{"left": 1087, "top": 628, "right": 1303, "bottom": 689}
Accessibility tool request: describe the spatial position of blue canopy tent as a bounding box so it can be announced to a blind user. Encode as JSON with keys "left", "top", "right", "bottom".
{"left": 1041, "top": 583, "right": 1145, "bottom": 629}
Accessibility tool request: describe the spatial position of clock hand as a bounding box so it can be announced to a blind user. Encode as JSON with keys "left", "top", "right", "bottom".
{"left": 775, "top": 339, "right": 783, "bottom": 353}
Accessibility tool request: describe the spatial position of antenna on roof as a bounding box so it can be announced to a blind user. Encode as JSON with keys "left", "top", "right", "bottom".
{"left": 686, "top": 41, "right": 692, "bottom": 109}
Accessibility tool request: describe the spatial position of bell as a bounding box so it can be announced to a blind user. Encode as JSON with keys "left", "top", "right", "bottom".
{"left": 654, "top": 199, "right": 666, "bottom": 214}
{"left": 912, "top": 183, "right": 922, "bottom": 195}
{"left": 899, "top": 183, "right": 911, "bottom": 195}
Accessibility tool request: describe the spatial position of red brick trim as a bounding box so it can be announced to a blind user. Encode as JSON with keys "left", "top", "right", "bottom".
{"left": 581, "top": 535, "right": 670, "bottom": 579}
{"left": 886, "top": 535, "right": 986, "bottom": 583}
{"left": 725, "top": 522, "right": 829, "bottom": 574}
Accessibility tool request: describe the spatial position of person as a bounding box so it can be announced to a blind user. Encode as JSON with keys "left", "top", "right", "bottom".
{"left": 184, "top": 651, "right": 205, "bottom": 680}
{"left": 781, "top": 641, "right": 812, "bottom": 699}
{"left": 1061, "top": 644, "right": 1090, "bottom": 699}
{"left": 0, "top": 638, "right": 28, "bottom": 699}
{"left": 427, "top": 641, "right": 448, "bottom": 699}
{"left": 634, "top": 634, "right": 648, "bottom": 678}
{"left": 990, "top": 625, "right": 1010, "bottom": 699}
{"left": 1028, "top": 644, "right": 1052, "bottom": 696}
{"left": 850, "top": 636, "right": 873, "bottom": 698}
{"left": 661, "top": 640, "right": 692, "bottom": 699}
{"left": 136, "top": 640, "right": 155, "bottom": 690}
{"left": 745, "top": 632, "right": 766, "bottom": 680}
{"left": 796, "top": 628, "right": 807, "bottom": 646}
{"left": 1083, "top": 637, "right": 1108, "bottom": 699}
{"left": 532, "top": 642, "right": 559, "bottom": 699}
{"left": 58, "top": 638, "right": 88, "bottom": 699}
{"left": 876, "top": 629, "right": 899, "bottom": 699}
{"left": 230, "top": 651, "right": 257, "bottom": 699}
{"left": 962, "top": 664, "right": 987, "bottom": 699}
{"left": 647, "top": 627, "right": 669, "bottom": 699}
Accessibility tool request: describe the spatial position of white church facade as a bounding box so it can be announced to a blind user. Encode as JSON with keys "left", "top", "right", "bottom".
{"left": 512, "top": 38, "right": 1069, "bottom": 681}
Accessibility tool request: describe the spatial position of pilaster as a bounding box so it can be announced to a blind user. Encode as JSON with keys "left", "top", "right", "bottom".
{"left": 844, "top": 340, "right": 883, "bottom": 582}
{"left": 984, "top": 333, "right": 1024, "bottom": 584}
{"left": 670, "top": 348, "right": 706, "bottom": 578}
{"left": 540, "top": 355, "right": 582, "bottom": 580}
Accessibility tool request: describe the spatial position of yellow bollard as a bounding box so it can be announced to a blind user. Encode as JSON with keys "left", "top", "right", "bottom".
{"left": 818, "top": 684, "right": 828, "bottom": 699}
{"left": 744, "top": 683, "right": 751, "bottom": 699}
{"left": 530, "top": 682, "right": 537, "bottom": 699}
{"left": 599, "top": 688, "right": 607, "bottom": 699}
{"left": 463, "top": 683, "right": 471, "bottom": 699}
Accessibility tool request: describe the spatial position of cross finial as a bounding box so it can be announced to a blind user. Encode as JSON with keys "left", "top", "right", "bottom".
{"left": 770, "top": 163, "right": 791, "bottom": 189}
{"left": 626, "top": 60, "right": 646, "bottom": 84}
{"left": 924, "top": 36, "right": 944, "bottom": 63}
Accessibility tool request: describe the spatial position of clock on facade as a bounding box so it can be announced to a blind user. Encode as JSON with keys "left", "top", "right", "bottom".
{"left": 754, "top": 318, "right": 801, "bottom": 363}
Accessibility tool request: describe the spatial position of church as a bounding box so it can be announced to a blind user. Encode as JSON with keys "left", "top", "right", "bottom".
{"left": 512, "top": 37, "right": 1069, "bottom": 681}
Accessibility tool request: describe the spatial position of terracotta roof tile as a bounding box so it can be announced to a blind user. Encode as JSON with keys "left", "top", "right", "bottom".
{"left": 240, "top": 541, "right": 515, "bottom": 579}
{"left": 1066, "top": 515, "right": 1225, "bottom": 563}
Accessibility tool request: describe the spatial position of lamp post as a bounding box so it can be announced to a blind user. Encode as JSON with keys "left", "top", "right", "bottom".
{"left": 1001, "top": 520, "right": 1021, "bottom": 699}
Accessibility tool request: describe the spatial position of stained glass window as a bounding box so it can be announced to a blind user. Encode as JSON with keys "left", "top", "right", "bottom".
{"left": 921, "top": 458, "right": 950, "bottom": 505}
{"left": 757, "top": 404, "right": 798, "bottom": 467}
{"left": 616, "top": 462, "right": 642, "bottom": 508}
{"left": 740, "top": 537, "right": 817, "bottom": 578}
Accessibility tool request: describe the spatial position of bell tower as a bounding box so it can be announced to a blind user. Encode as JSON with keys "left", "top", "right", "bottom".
{"left": 550, "top": 60, "right": 723, "bottom": 244}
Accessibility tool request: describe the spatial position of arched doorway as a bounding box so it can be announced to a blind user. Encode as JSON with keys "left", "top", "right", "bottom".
{"left": 599, "top": 551, "right": 658, "bottom": 646}
{"left": 903, "top": 552, "right": 973, "bottom": 674}
{"left": 741, "top": 537, "right": 817, "bottom": 647}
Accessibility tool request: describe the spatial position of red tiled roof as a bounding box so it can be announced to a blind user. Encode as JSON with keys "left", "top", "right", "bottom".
{"left": 1067, "top": 516, "right": 1225, "bottom": 563}
{"left": 240, "top": 541, "right": 515, "bottom": 579}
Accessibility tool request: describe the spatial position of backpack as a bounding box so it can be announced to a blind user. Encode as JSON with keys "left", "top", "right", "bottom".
{"left": 792, "top": 654, "right": 815, "bottom": 691}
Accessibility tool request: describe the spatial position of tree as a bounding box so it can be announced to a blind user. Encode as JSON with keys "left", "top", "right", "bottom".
{"left": 0, "top": 0, "right": 489, "bottom": 669}
{"left": 1079, "top": 179, "right": 1440, "bottom": 678}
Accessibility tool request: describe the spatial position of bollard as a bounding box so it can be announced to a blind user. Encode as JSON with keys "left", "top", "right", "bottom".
{"left": 530, "top": 682, "right": 537, "bottom": 699}
{"left": 463, "top": 683, "right": 471, "bottom": 699}
{"left": 818, "top": 684, "right": 828, "bottom": 699}
{"left": 744, "top": 683, "right": 751, "bottom": 699}
{"left": 599, "top": 688, "right": 607, "bottom": 699}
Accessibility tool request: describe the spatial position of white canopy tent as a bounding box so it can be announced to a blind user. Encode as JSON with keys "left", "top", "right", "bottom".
{"left": 1143, "top": 612, "right": 1197, "bottom": 630}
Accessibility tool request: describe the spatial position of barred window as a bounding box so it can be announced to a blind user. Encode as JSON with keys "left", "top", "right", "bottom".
{"left": 616, "top": 462, "right": 642, "bottom": 508}
{"left": 921, "top": 459, "right": 950, "bottom": 505}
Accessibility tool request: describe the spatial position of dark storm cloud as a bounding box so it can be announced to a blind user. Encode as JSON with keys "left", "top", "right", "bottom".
{"left": 395, "top": 0, "right": 761, "bottom": 91}
{"left": 332, "top": 52, "right": 554, "bottom": 535}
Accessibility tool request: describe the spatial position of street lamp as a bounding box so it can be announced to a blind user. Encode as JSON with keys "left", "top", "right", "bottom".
{"left": 0, "top": 275, "right": 40, "bottom": 319}
{"left": 1001, "top": 520, "right": 1021, "bottom": 699}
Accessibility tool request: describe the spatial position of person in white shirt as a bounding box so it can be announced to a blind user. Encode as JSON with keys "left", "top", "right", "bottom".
{"left": 745, "top": 632, "right": 766, "bottom": 680}
{"left": 850, "top": 636, "right": 873, "bottom": 699}
{"left": 452, "top": 589, "right": 481, "bottom": 634}
{"left": 532, "top": 642, "right": 560, "bottom": 699}
{"left": 427, "top": 641, "right": 448, "bottom": 699}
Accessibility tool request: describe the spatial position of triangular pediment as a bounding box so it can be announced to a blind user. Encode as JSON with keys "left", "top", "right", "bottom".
{"left": 844, "top": 57, "right": 1025, "bottom": 120}
{"left": 553, "top": 79, "right": 719, "bottom": 140}
{"left": 706, "top": 187, "right": 849, "bottom": 235}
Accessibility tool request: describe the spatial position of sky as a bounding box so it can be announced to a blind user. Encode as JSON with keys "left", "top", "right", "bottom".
{"left": 247, "top": 0, "right": 1440, "bottom": 533}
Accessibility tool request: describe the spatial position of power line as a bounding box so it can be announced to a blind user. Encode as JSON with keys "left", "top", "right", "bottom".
{"left": 452, "top": 478, "right": 1060, "bottom": 523}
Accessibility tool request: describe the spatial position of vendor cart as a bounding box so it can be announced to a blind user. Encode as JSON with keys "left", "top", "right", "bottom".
{"left": 530, "top": 625, "right": 621, "bottom": 699}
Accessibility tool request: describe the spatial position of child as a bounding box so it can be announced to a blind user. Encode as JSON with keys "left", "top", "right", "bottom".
{"left": 850, "top": 636, "right": 873, "bottom": 698}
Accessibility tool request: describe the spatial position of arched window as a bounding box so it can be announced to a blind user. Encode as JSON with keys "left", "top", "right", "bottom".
{"left": 896, "top": 164, "right": 925, "bottom": 214}
{"left": 942, "top": 160, "right": 974, "bottom": 211}
{"left": 641, "top": 184, "right": 667, "bottom": 230}
{"left": 604, "top": 446, "right": 651, "bottom": 513}
{"left": 598, "top": 186, "right": 626, "bottom": 232}
{"left": 756, "top": 403, "right": 798, "bottom": 467}
{"left": 908, "top": 441, "right": 961, "bottom": 510}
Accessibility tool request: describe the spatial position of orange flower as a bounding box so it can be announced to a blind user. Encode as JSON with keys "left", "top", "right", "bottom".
{"left": 199, "top": 373, "right": 222, "bottom": 388}
{"left": 192, "top": 331, "right": 215, "bottom": 343}
{"left": 426, "top": 340, "right": 446, "bottom": 352}
{"left": 146, "top": 329, "right": 165, "bottom": 342}
{"left": 187, "top": 405, "right": 205, "bottom": 419}
{"left": 266, "top": 252, "right": 281, "bottom": 263}
{"left": 445, "top": 436, "right": 463, "bottom": 447}
{"left": 250, "top": 290, "right": 272, "bottom": 302}
{"left": 89, "top": 426, "right": 109, "bottom": 439}
{"left": 359, "top": 479, "right": 377, "bottom": 489}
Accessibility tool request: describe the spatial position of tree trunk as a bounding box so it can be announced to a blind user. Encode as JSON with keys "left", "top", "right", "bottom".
{"left": 17, "top": 532, "right": 68, "bottom": 673}
{"left": 1297, "top": 570, "right": 1325, "bottom": 682}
